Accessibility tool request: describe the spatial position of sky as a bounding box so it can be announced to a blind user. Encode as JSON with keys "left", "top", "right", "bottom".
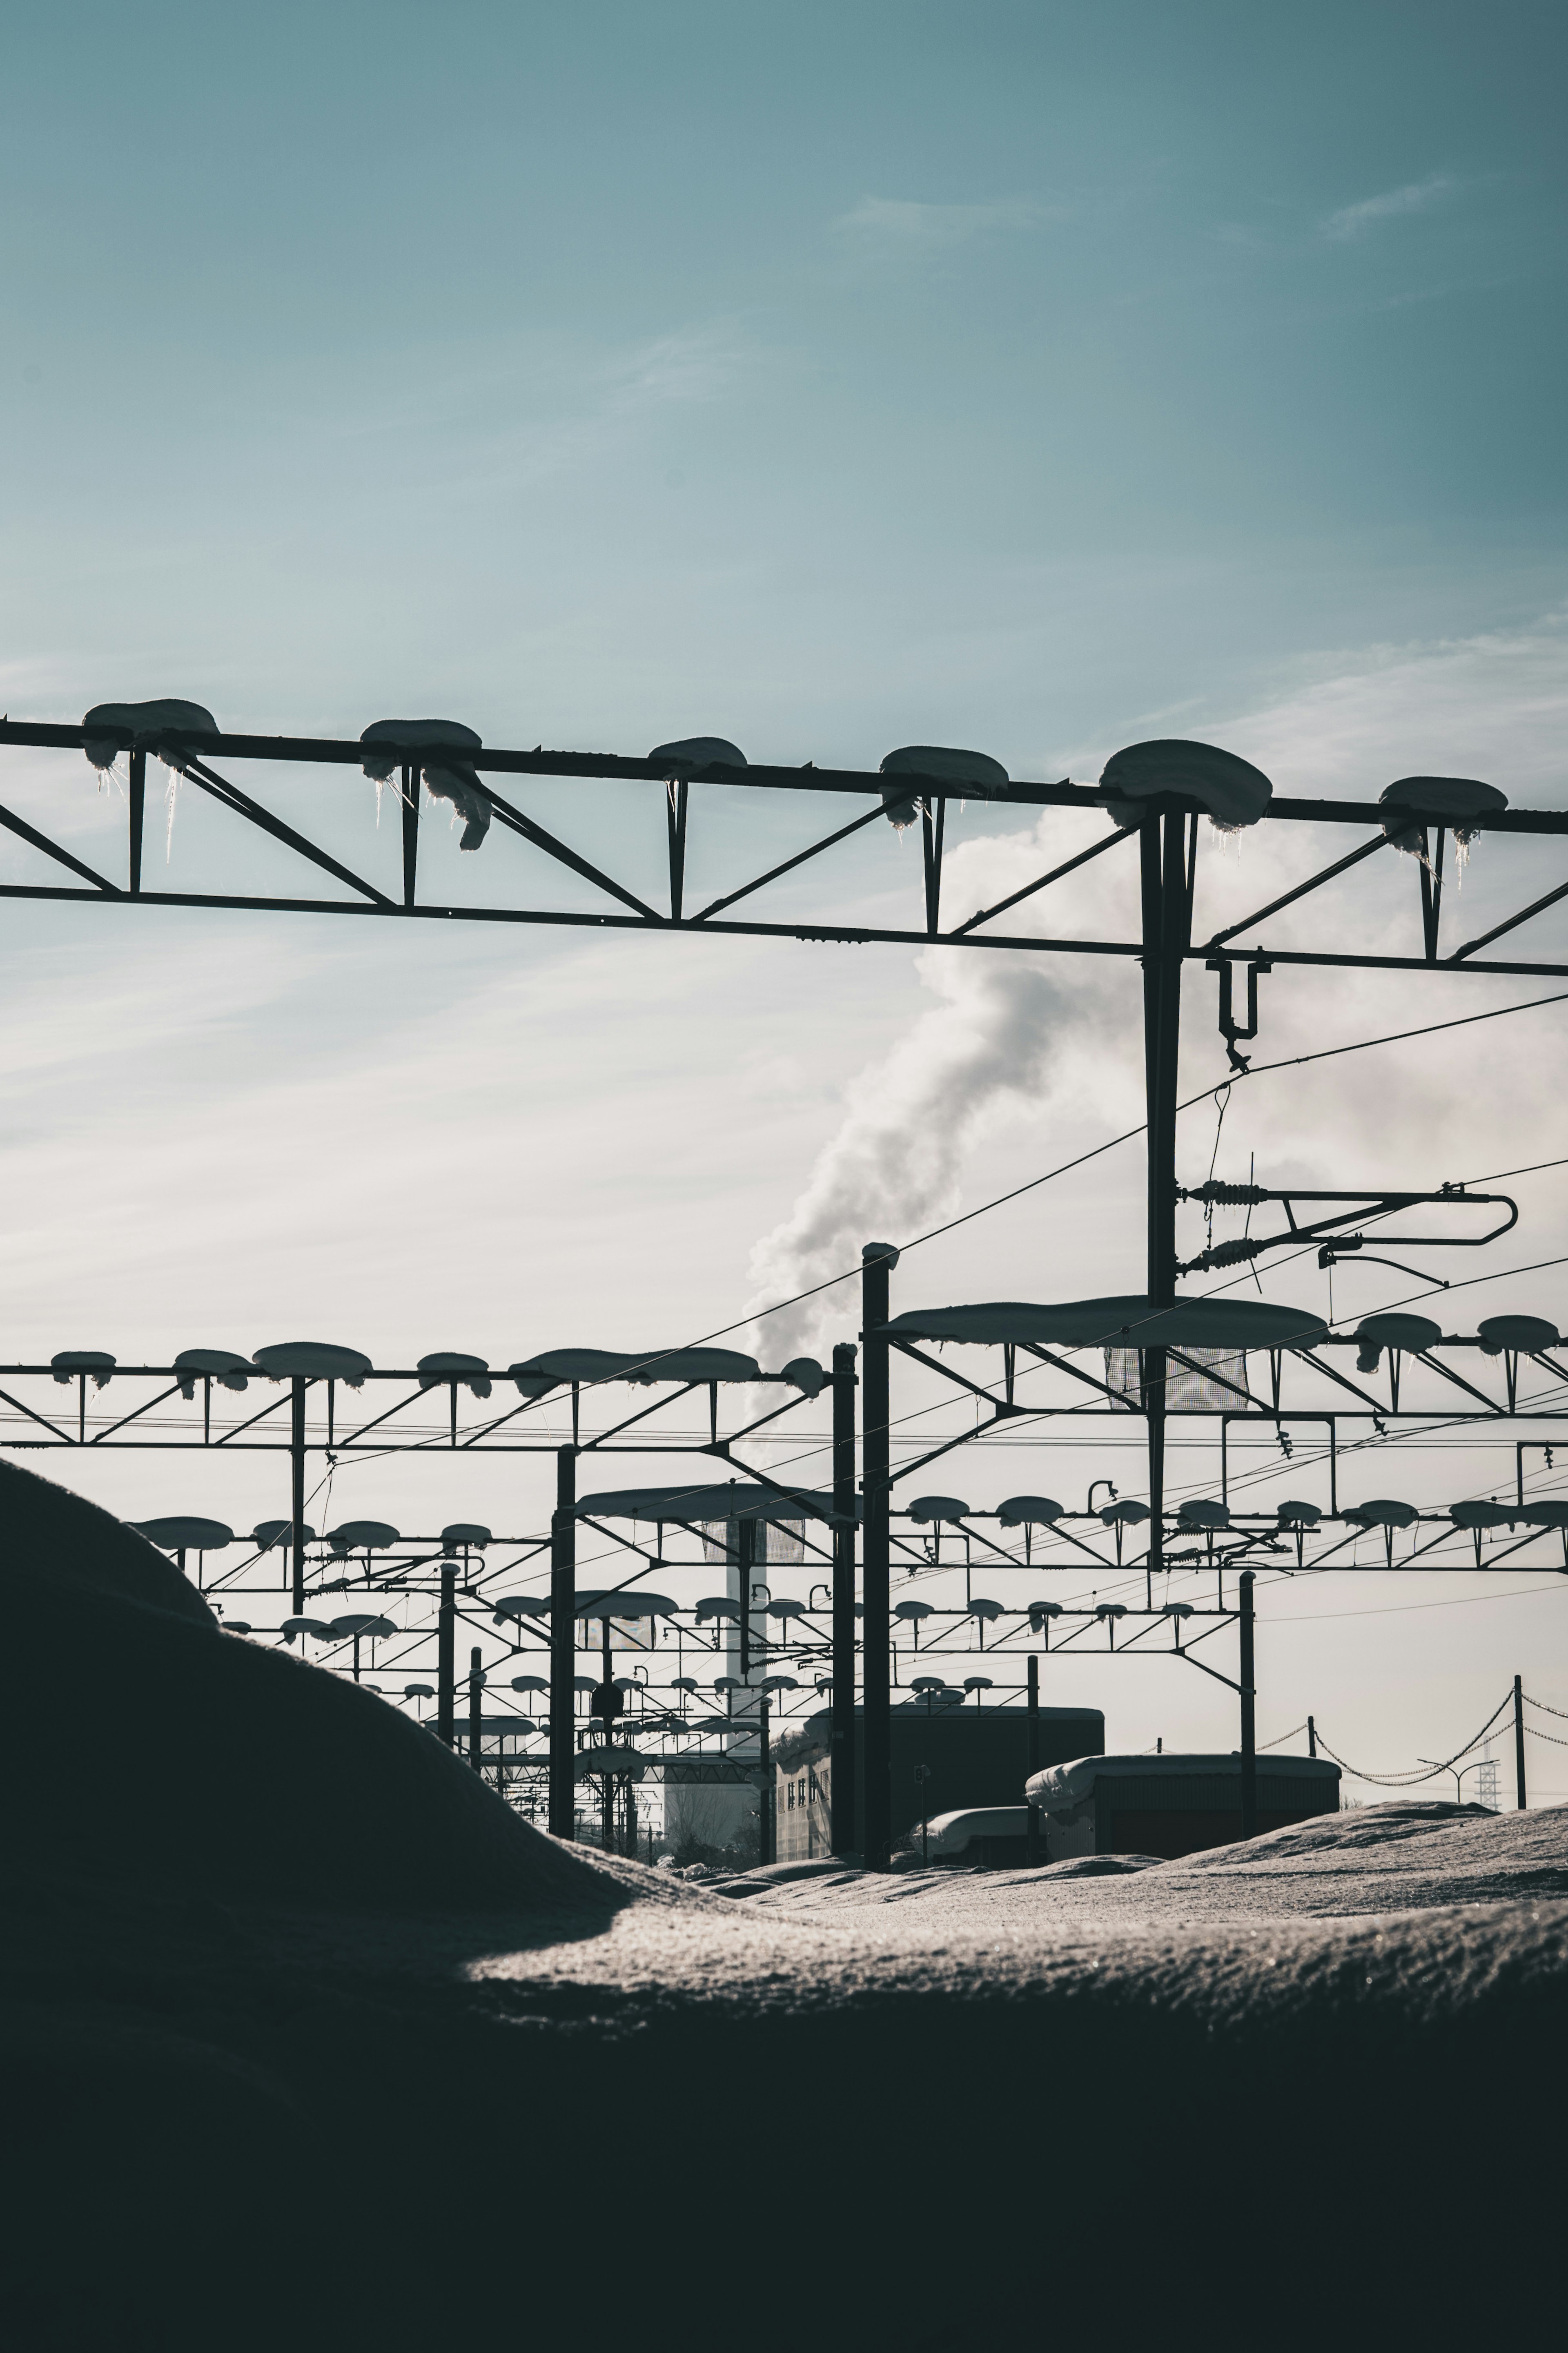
{"left": 3, "top": 0, "right": 1567, "bottom": 1795}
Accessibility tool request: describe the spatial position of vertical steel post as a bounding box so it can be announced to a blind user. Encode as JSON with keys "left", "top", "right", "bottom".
{"left": 1514, "top": 1673, "right": 1527, "bottom": 1811}
{"left": 1307, "top": 1713, "right": 1317, "bottom": 1759}
{"left": 468, "top": 1647, "right": 483, "bottom": 1771}
{"left": 599, "top": 1618, "right": 615, "bottom": 1856}
{"left": 666, "top": 777, "right": 688, "bottom": 921}
{"left": 549, "top": 1447, "right": 578, "bottom": 1837}
{"left": 1026, "top": 1653, "right": 1042, "bottom": 1867}
{"left": 290, "top": 1376, "right": 307, "bottom": 1615}
{"left": 738, "top": 1517, "right": 754, "bottom": 1683}
{"left": 128, "top": 748, "right": 146, "bottom": 894}
{"left": 437, "top": 1563, "right": 456, "bottom": 1747}
{"left": 1139, "top": 804, "right": 1194, "bottom": 1590}
{"left": 830, "top": 1343, "right": 859, "bottom": 1856}
{"left": 1239, "top": 1570, "right": 1257, "bottom": 1838}
{"left": 401, "top": 761, "right": 419, "bottom": 908}
{"left": 759, "top": 1695, "right": 772, "bottom": 1866}
{"left": 861, "top": 1242, "right": 896, "bottom": 1869}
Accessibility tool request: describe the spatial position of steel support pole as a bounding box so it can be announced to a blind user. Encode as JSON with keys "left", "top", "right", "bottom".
{"left": 1239, "top": 1570, "right": 1257, "bottom": 1839}
{"left": 290, "top": 1376, "right": 307, "bottom": 1615}
{"left": 759, "top": 1695, "right": 772, "bottom": 1866}
{"left": 738, "top": 1517, "right": 754, "bottom": 1683}
{"left": 1307, "top": 1713, "right": 1317, "bottom": 1759}
{"left": 128, "top": 748, "right": 146, "bottom": 894}
{"left": 1026, "top": 1653, "right": 1042, "bottom": 1867}
{"left": 468, "top": 1647, "right": 483, "bottom": 1771}
{"left": 861, "top": 1242, "right": 896, "bottom": 1869}
{"left": 549, "top": 1446, "right": 578, "bottom": 1838}
{"left": 1514, "top": 1673, "right": 1527, "bottom": 1810}
{"left": 1139, "top": 805, "right": 1194, "bottom": 1589}
{"left": 401, "top": 761, "right": 418, "bottom": 909}
{"left": 437, "top": 1563, "right": 456, "bottom": 1747}
{"left": 830, "top": 1343, "right": 859, "bottom": 1856}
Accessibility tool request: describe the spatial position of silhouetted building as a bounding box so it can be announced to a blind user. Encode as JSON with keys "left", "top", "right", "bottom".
{"left": 774, "top": 1700, "right": 1105, "bottom": 1861}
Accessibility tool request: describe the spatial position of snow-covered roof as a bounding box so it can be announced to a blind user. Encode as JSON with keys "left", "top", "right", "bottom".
{"left": 919, "top": 1807, "right": 1031, "bottom": 1855}
{"left": 882, "top": 1295, "right": 1323, "bottom": 1348}
{"left": 1027, "top": 1752, "right": 1341, "bottom": 1811}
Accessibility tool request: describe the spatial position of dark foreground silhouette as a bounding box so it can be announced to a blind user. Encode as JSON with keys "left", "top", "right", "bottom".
{"left": 2, "top": 1457, "right": 1563, "bottom": 2352}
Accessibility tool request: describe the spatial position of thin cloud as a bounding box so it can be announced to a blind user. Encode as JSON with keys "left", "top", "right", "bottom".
{"left": 834, "top": 195, "right": 1048, "bottom": 248}
{"left": 1323, "top": 174, "right": 1455, "bottom": 242}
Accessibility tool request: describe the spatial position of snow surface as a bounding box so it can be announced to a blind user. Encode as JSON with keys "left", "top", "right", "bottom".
{"left": 4, "top": 1458, "right": 1563, "bottom": 2353}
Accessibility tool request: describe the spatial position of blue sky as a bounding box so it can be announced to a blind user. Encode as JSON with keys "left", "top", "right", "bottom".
{"left": 2, "top": 1, "right": 1566, "bottom": 1782}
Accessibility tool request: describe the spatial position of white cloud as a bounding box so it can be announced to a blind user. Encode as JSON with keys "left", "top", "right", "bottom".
{"left": 1323, "top": 174, "right": 1455, "bottom": 242}
{"left": 833, "top": 195, "right": 1047, "bottom": 248}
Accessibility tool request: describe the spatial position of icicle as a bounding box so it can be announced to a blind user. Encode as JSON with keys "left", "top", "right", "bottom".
{"left": 165, "top": 769, "right": 180, "bottom": 861}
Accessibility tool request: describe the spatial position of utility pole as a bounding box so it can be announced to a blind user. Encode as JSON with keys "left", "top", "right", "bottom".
{"left": 1140, "top": 803, "right": 1194, "bottom": 1593}
{"left": 1239, "top": 1570, "right": 1257, "bottom": 1839}
{"left": 1026, "top": 1654, "right": 1042, "bottom": 1867}
{"left": 437, "top": 1562, "right": 456, "bottom": 1748}
{"left": 290, "top": 1375, "right": 308, "bottom": 1615}
{"left": 861, "top": 1242, "right": 897, "bottom": 1870}
{"left": 830, "top": 1343, "right": 858, "bottom": 1857}
{"left": 468, "top": 1647, "right": 483, "bottom": 1771}
{"left": 1514, "top": 1673, "right": 1528, "bottom": 1811}
{"left": 549, "top": 1445, "right": 577, "bottom": 1837}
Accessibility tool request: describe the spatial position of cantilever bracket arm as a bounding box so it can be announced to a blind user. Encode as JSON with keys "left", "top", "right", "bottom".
{"left": 183, "top": 757, "right": 393, "bottom": 905}
{"left": 951, "top": 819, "right": 1133, "bottom": 939}
{"left": 690, "top": 801, "right": 886, "bottom": 925}
{"left": 1449, "top": 872, "right": 1568, "bottom": 963}
{"left": 1176, "top": 1651, "right": 1253, "bottom": 1697}
{"left": 471, "top": 778, "right": 663, "bottom": 922}
{"left": 1205, "top": 834, "right": 1389, "bottom": 949}
{"left": 0, "top": 800, "right": 121, "bottom": 893}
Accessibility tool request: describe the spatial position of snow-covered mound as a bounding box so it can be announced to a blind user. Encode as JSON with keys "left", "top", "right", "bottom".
{"left": 0, "top": 1458, "right": 622, "bottom": 1911}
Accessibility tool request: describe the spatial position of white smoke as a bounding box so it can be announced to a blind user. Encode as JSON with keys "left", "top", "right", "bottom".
{"left": 744, "top": 811, "right": 1134, "bottom": 1360}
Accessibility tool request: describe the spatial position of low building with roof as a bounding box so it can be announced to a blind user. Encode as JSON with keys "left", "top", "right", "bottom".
{"left": 1026, "top": 1752, "right": 1341, "bottom": 1861}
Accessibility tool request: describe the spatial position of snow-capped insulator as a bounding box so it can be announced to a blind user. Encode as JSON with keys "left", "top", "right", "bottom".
{"left": 82, "top": 699, "right": 218, "bottom": 774}
{"left": 1379, "top": 776, "right": 1508, "bottom": 854}
{"left": 1477, "top": 1314, "right": 1559, "bottom": 1356}
{"left": 325, "top": 1520, "right": 400, "bottom": 1555}
{"left": 996, "top": 1495, "right": 1064, "bottom": 1525}
{"left": 1353, "top": 1314, "right": 1442, "bottom": 1373}
{"left": 253, "top": 1342, "right": 372, "bottom": 1387}
{"left": 174, "top": 1347, "right": 254, "bottom": 1398}
{"left": 132, "top": 1516, "right": 234, "bottom": 1550}
{"left": 648, "top": 736, "right": 746, "bottom": 772}
{"left": 878, "top": 745, "right": 1009, "bottom": 830}
{"left": 418, "top": 1352, "right": 492, "bottom": 1397}
{"left": 1100, "top": 740, "right": 1273, "bottom": 832}
{"left": 254, "top": 1519, "right": 317, "bottom": 1550}
{"left": 360, "top": 720, "right": 490, "bottom": 850}
{"left": 1342, "top": 1499, "right": 1419, "bottom": 1529}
